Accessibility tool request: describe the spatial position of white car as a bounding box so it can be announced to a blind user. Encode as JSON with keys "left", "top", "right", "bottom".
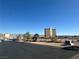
{"left": 69, "top": 40, "right": 74, "bottom": 46}
{"left": 63, "top": 40, "right": 74, "bottom": 46}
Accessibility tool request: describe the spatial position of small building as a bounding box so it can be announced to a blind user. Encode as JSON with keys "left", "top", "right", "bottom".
{"left": 4, "top": 33, "right": 10, "bottom": 39}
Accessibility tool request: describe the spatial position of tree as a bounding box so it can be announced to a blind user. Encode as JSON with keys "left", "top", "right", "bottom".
{"left": 32, "top": 33, "right": 39, "bottom": 42}
{"left": 23, "top": 32, "right": 31, "bottom": 41}
{"left": 17, "top": 35, "right": 21, "bottom": 39}
{"left": 16, "top": 34, "right": 24, "bottom": 42}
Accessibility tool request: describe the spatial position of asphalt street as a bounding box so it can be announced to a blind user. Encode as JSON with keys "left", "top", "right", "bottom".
{"left": 0, "top": 42, "right": 78, "bottom": 59}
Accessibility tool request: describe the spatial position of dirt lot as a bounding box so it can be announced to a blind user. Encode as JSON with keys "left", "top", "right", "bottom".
{"left": 28, "top": 42, "right": 63, "bottom": 47}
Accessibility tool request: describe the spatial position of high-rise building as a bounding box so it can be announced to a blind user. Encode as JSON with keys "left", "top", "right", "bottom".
{"left": 44, "top": 28, "right": 56, "bottom": 38}
{"left": 52, "top": 29, "right": 56, "bottom": 38}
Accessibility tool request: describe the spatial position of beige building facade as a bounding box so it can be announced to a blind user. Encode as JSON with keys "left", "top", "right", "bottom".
{"left": 44, "top": 28, "right": 56, "bottom": 38}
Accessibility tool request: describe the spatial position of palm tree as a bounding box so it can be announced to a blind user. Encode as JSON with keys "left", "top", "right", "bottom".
{"left": 32, "top": 33, "right": 39, "bottom": 42}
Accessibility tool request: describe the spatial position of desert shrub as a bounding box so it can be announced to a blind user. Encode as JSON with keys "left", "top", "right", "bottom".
{"left": 77, "top": 40, "right": 79, "bottom": 42}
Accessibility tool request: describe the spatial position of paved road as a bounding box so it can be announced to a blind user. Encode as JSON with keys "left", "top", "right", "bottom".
{"left": 0, "top": 42, "right": 78, "bottom": 59}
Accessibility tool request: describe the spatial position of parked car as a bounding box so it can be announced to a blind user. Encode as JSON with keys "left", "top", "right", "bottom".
{"left": 63, "top": 40, "right": 74, "bottom": 46}
{"left": 0, "top": 39, "right": 4, "bottom": 42}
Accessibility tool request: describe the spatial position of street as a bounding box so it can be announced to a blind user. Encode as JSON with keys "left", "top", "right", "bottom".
{"left": 0, "top": 42, "right": 78, "bottom": 59}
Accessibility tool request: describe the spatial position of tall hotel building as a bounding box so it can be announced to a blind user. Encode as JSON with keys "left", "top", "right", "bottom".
{"left": 44, "top": 28, "right": 56, "bottom": 38}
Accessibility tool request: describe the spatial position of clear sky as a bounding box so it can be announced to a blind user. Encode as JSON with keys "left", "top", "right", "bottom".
{"left": 0, "top": 0, "right": 79, "bottom": 35}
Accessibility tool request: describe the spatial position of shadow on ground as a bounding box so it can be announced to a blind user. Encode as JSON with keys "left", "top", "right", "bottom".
{"left": 0, "top": 42, "right": 78, "bottom": 59}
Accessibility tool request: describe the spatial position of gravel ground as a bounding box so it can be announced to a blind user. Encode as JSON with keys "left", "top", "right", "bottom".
{"left": 0, "top": 42, "right": 78, "bottom": 59}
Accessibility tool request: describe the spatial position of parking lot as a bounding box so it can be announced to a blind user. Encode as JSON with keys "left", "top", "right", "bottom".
{"left": 0, "top": 42, "right": 78, "bottom": 59}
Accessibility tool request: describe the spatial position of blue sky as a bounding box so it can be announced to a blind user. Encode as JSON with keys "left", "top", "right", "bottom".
{"left": 0, "top": 0, "right": 79, "bottom": 35}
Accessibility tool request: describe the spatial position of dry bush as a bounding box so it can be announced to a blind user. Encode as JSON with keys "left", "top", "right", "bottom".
{"left": 53, "top": 39, "right": 64, "bottom": 43}
{"left": 77, "top": 40, "right": 79, "bottom": 42}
